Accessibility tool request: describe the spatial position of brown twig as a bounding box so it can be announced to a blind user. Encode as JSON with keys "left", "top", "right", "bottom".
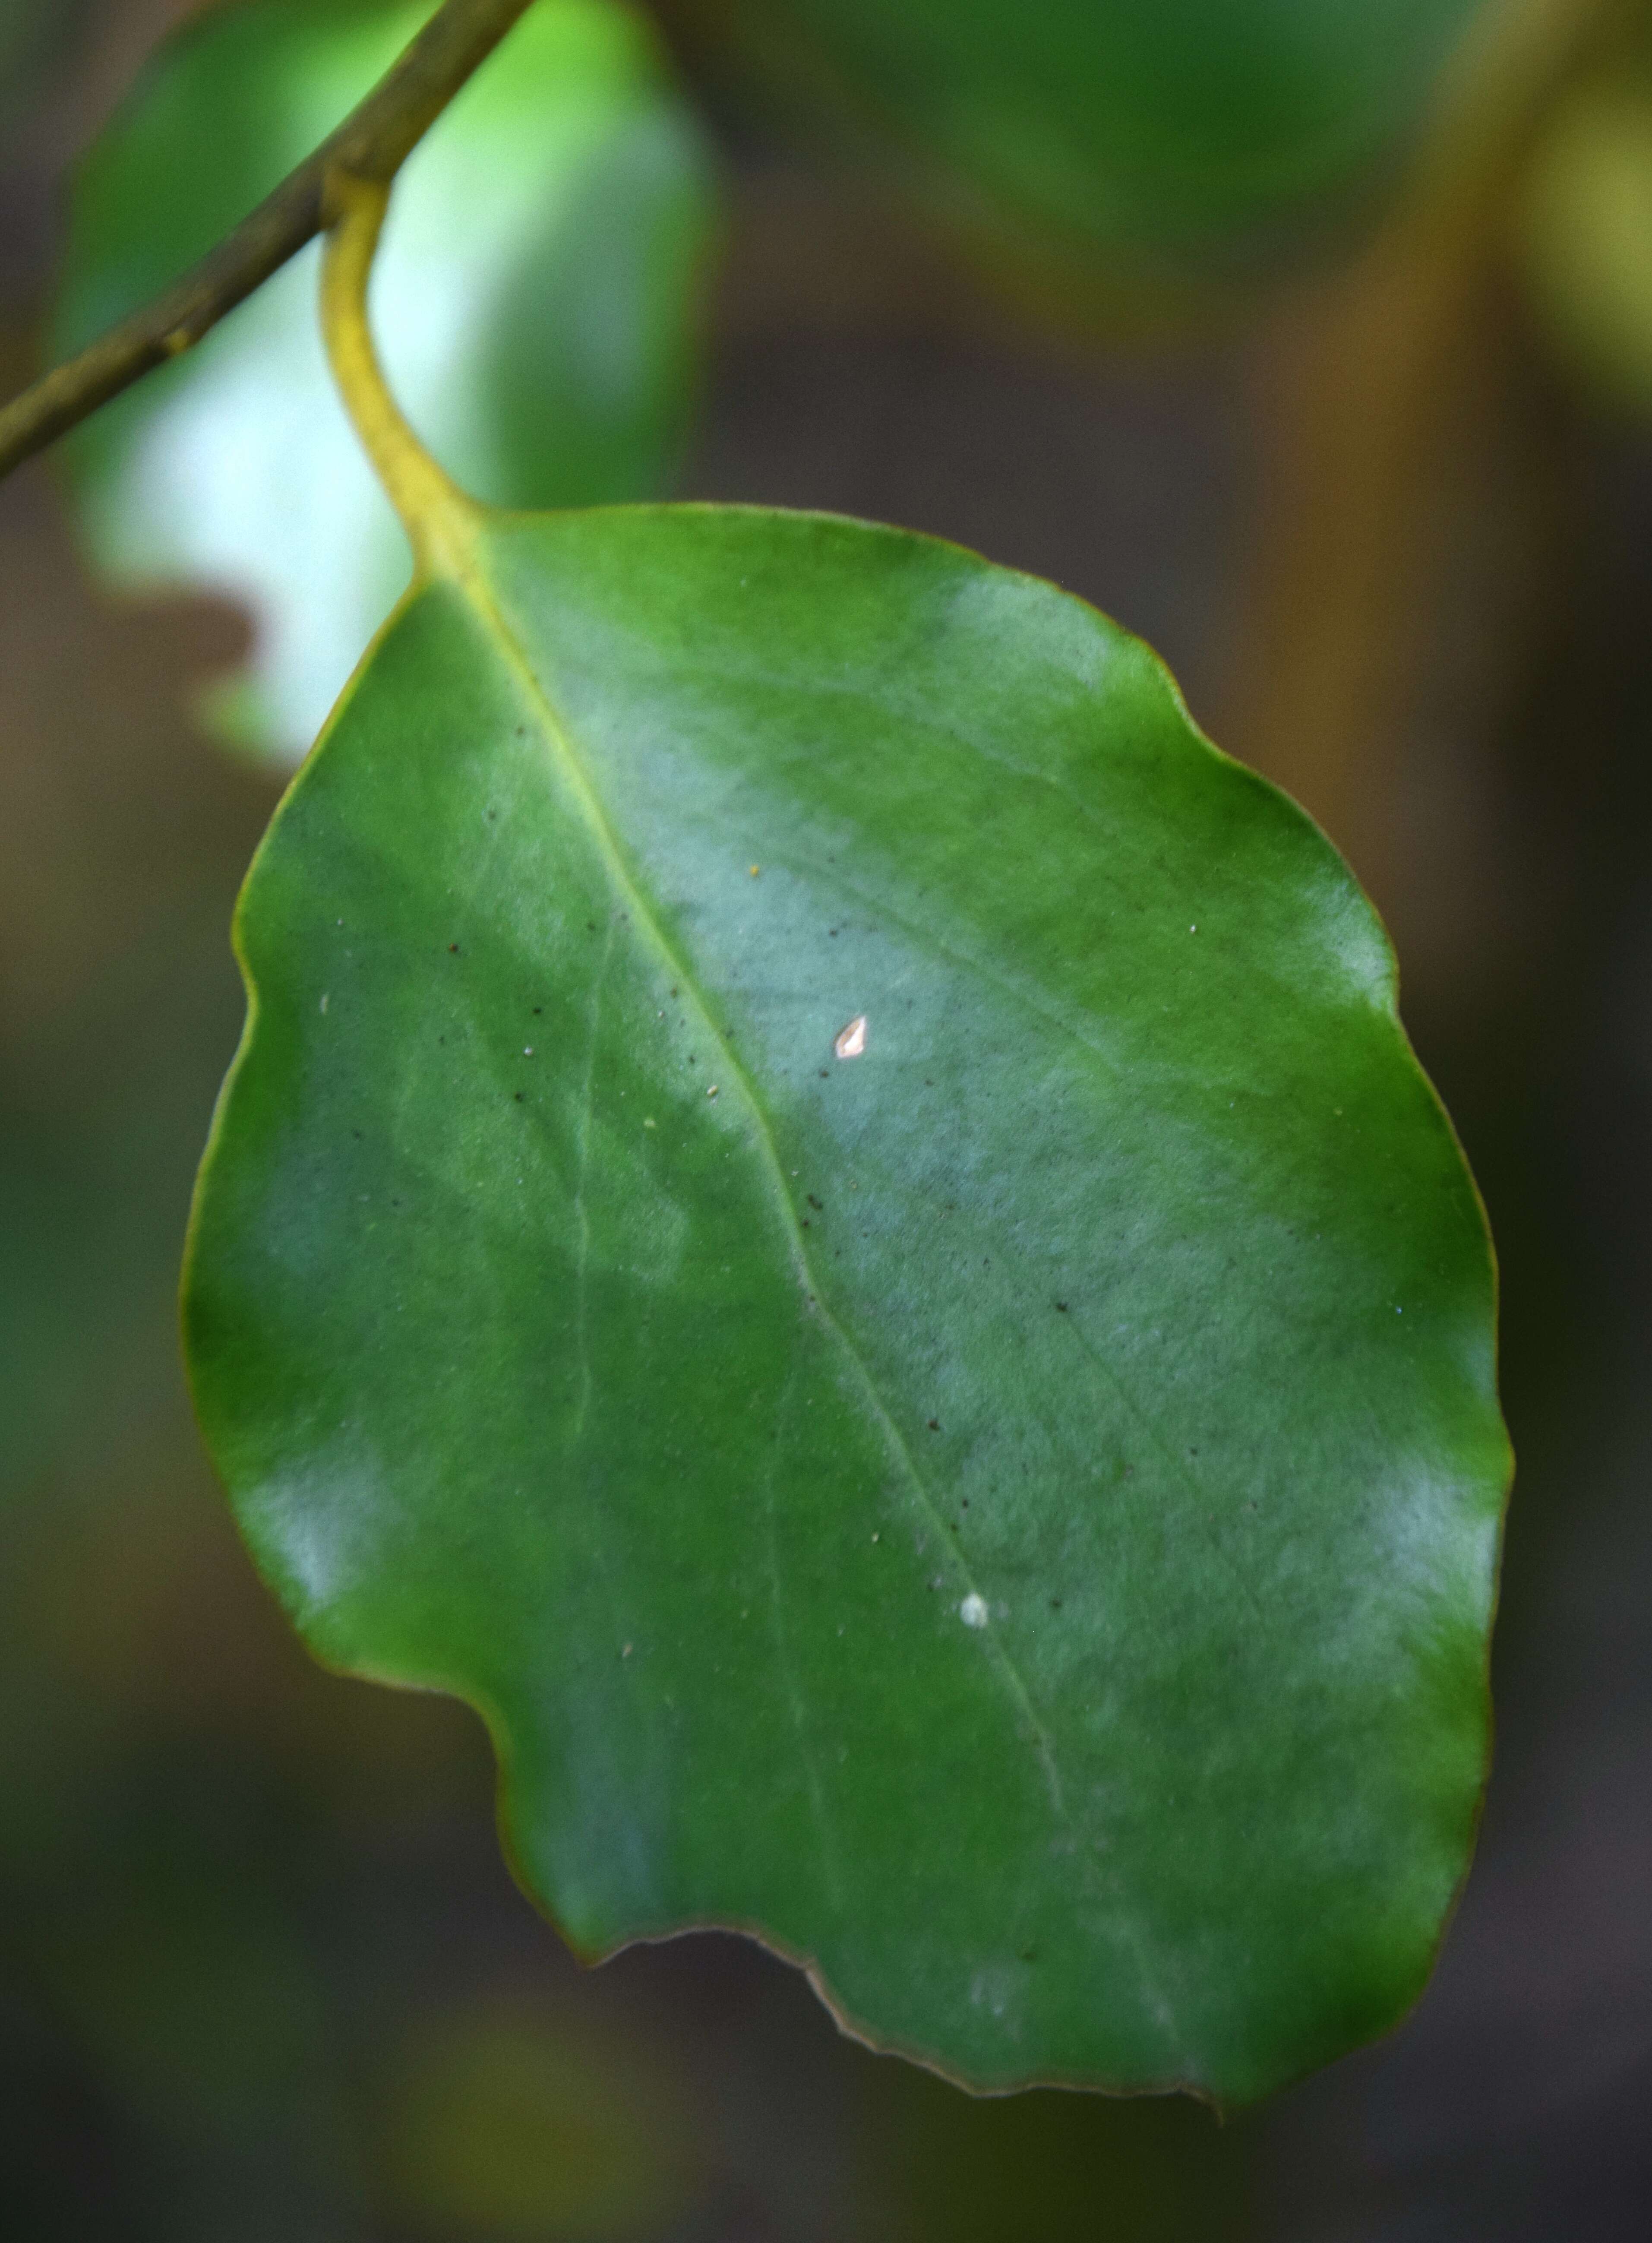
{"left": 0, "top": 0, "right": 537, "bottom": 482}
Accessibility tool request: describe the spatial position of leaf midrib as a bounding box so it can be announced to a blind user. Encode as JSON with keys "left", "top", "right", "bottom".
{"left": 456, "top": 552, "right": 1067, "bottom": 1820}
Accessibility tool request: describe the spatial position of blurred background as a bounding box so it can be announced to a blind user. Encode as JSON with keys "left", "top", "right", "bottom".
{"left": 4, "top": 0, "right": 1652, "bottom": 2234}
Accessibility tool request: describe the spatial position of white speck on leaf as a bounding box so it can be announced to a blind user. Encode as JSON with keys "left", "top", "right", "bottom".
{"left": 960, "top": 1593, "right": 989, "bottom": 1629}
{"left": 707, "top": 1084, "right": 719, "bottom": 1099}
{"left": 644, "top": 1117, "right": 657, "bottom": 1129}
{"left": 834, "top": 1014, "right": 868, "bottom": 1060}
{"left": 319, "top": 993, "right": 329, "bottom": 1014}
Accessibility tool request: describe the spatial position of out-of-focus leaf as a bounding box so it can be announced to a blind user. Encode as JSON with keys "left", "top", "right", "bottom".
{"left": 51, "top": 0, "right": 718, "bottom": 764}
{"left": 868, "top": 2058, "right": 1248, "bottom": 2243}
{"left": 376, "top": 2003, "right": 702, "bottom": 2239}
{"left": 679, "top": 0, "right": 1494, "bottom": 283}
{"left": 1519, "top": 71, "right": 1652, "bottom": 414}
{"left": 38, "top": 1855, "right": 365, "bottom": 2227}
{"left": 184, "top": 498, "right": 1508, "bottom": 2105}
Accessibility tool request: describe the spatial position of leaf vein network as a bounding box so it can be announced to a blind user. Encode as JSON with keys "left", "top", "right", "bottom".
{"left": 463, "top": 563, "right": 1067, "bottom": 1820}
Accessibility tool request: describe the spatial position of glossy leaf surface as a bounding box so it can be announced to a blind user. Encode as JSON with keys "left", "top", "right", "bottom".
{"left": 52, "top": 0, "right": 716, "bottom": 762}
{"left": 690, "top": 0, "right": 1491, "bottom": 275}
{"left": 185, "top": 503, "right": 1508, "bottom": 2104}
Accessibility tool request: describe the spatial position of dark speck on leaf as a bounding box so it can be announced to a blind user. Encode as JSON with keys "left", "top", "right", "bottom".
{"left": 807, "top": 1195, "right": 822, "bottom": 1210}
{"left": 1050, "top": 1598, "right": 1063, "bottom": 1610}
{"left": 802, "top": 1219, "right": 811, "bottom": 1228}
{"left": 670, "top": 986, "right": 678, "bottom": 997}
{"left": 533, "top": 1006, "right": 541, "bottom": 1015}
{"left": 818, "top": 1068, "right": 829, "bottom": 1079}
{"left": 587, "top": 921, "right": 596, "bottom": 931}
{"left": 514, "top": 1092, "right": 524, "bottom": 1102}
{"left": 448, "top": 943, "right": 459, "bottom": 953}
{"left": 1055, "top": 1301, "right": 1068, "bottom": 1313}
{"left": 927, "top": 1419, "right": 940, "bottom": 1431}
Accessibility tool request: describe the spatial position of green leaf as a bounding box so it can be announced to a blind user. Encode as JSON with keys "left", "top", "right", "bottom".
{"left": 183, "top": 503, "right": 1507, "bottom": 2105}
{"left": 50, "top": 0, "right": 717, "bottom": 764}
{"left": 689, "top": 0, "right": 1491, "bottom": 278}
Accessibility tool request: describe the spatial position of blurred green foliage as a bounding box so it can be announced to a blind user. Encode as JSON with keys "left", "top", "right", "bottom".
{"left": 1520, "top": 28, "right": 1652, "bottom": 413}
{"left": 376, "top": 2004, "right": 704, "bottom": 2237}
{"left": 679, "top": 0, "right": 1496, "bottom": 287}
{"left": 53, "top": 0, "right": 720, "bottom": 763}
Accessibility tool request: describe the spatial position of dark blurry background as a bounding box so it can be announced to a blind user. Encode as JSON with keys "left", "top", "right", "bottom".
{"left": 4, "top": 2, "right": 1652, "bottom": 2235}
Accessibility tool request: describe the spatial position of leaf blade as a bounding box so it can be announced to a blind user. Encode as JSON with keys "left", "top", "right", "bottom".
{"left": 186, "top": 504, "right": 1507, "bottom": 2103}
{"left": 692, "top": 0, "right": 1491, "bottom": 277}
